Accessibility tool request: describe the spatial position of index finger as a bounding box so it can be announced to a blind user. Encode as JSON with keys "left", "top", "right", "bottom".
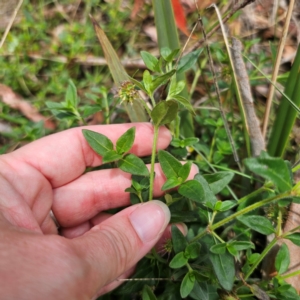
{"left": 6, "top": 123, "right": 171, "bottom": 187}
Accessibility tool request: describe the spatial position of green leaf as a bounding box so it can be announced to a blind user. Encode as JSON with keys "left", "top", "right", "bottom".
{"left": 185, "top": 242, "right": 201, "bottom": 259}
{"left": 171, "top": 95, "right": 195, "bottom": 114}
{"left": 81, "top": 105, "right": 102, "bottom": 118}
{"left": 203, "top": 172, "right": 234, "bottom": 194}
{"left": 162, "top": 177, "right": 182, "bottom": 190}
{"left": 125, "top": 187, "right": 139, "bottom": 195}
{"left": 151, "top": 100, "right": 178, "bottom": 126}
{"left": 140, "top": 51, "right": 159, "bottom": 72}
{"left": 208, "top": 245, "right": 235, "bottom": 290}
{"left": 214, "top": 201, "right": 222, "bottom": 211}
{"left": 102, "top": 150, "right": 123, "bottom": 164}
{"left": 65, "top": 79, "right": 78, "bottom": 108}
{"left": 248, "top": 253, "right": 260, "bottom": 264}
{"left": 158, "top": 150, "right": 182, "bottom": 179}
{"left": 178, "top": 161, "right": 193, "bottom": 182}
{"left": 285, "top": 233, "right": 300, "bottom": 246}
{"left": 129, "top": 77, "right": 147, "bottom": 93}
{"left": 170, "top": 211, "right": 199, "bottom": 223}
{"left": 168, "top": 76, "right": 185, "bottom": 97}
{"left": 143, "top": 70, "right": 153, "bottom": 94}
{"left": 151, "top": 70, "right": 176, "bottom": 93}
{"left": 218, "top": 200, "right": 237, "bottom": 211}
{"left": 180, "top": 271, "right": 196, "bottom": 298}
{"left": 228, "top": 241, "right": 255, "bottom": 251}
{"left": 171, "top": 225, "right": 187, "bottom": 253}
{"left": 194, "top": 174, "right": 217, "bottom": 206}
{"left": 160, "top": 47, "right": 172, "bottom": 60}
{"left": 142, "top": 285, "right": 157, "bottom": 300}
{"left": 237, "top": 215, "right": 275, "bottom": 235}
{"left": 169, "top": 252, "right": 188, "bottom": 269}
{"left": 275, "top": 243, "right": 290, "bottom": 274}
{"left": 190, "top": 282, "right": 219, "bottom": 300}
{"left": 177, "top": 48, "right": 203, "bottom": 73}
{"left": 227, "top": 245, "right": 238, "bottom": 257}
{"left": 161, "top": 47, "right": 180, "bottom": 62}
{"left": 210, "top": 243, "right": 227, "bottom": 255}
{"left": 82, "top": 129, "right": 113, "bottom": 156}
{"left": 178, "top": 180, "right": 205, "bottom": 203}
{"left": 183, "top": 137, "right": 199, "bottom": 147}
{"left": 46, "top": 101, "right": 65, "bottom": 110}
{"left": 118, "top": 154, "right": 149, "bottom": 176}
{"left": 116, "top": 127, "right": 136, "bottom": 155}
{"left": 244, "top": 153, "right": 292, "bottom": 193}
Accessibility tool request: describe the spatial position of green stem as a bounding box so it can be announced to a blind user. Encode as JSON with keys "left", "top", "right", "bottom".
{"left": 175, "top": 115, "right": 180, "bottom": 139}
{"left": 211, "top": 192, "right": 290, "bottom": 231}
{"left": 212, "top": 231, "right": 225, "bottom": 243}
{"left": 150, "top": 248, "right": 168, "bottom": 264}
{"left": 191, "top": 191, "right": 291, "bottom": 243}
{"left": 244, "top": 238, "right": 278, "bottom": 280}
{"left": 281, "top": 269, "right": 300, "bottom": 280}
{"left": 237, "top": 182, "right": 274, "bottom": 205}
{"left": 276, "top": 209, "right": 282, "bottom": 236}
{"left": 138, "top": 98, "right": 152, "bottom": 117}
{"left": 186, "top": 262, "right": 193, "bottom": 272}
{"left": 150, "top": 95, "right": 156, "bottom": 107}
{"left": 149, "top": 126, "right": 159, "bottom": 200}
{"left": 103, "top": 94, "right": 110, "bottom": 124}
{"left": 208, "top": 128, "right": 218, "bottom": 162}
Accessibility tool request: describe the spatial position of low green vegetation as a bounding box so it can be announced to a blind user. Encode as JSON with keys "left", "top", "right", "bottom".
{"left": 1, "top": 0, "right": 300, "bottom": 299}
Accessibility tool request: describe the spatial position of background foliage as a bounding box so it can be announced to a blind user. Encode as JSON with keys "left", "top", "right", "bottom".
{"left": 1, "top": 0, "right": 300, "bottom": 299}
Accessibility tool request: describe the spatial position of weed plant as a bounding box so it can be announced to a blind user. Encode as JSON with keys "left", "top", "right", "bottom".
{"left": 1, "top": 1, "right": 300, "bottom": 299}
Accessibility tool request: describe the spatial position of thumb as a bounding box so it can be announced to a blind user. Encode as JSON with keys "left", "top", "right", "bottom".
{"left": 71, "top": 200, "right": 170, "bottom": 296}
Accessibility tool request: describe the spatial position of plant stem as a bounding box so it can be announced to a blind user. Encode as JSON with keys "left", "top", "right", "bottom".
{"left": 191, "top": 191, "right": 291, "bottom": 243}
{"left": 276, "top": 209, "right": 282, "bottom": 236}
{"left": 211, "top": 192, "right": 290, "bottom": 231}
{"left": 150, "top": 95, "right": 156, "bottom": 108}
{"left": 281, "top": 269, "right": 300, "bottom": 280}
{"left": 237, "top": 182, "right": 274, "bottom": 205}
{"left": 103, "top": 95, "right": 110, "bottom": 124}
{"left": 138, "top": 98, "right": 152, "bottom": 117}
{"left": 212, "top": 231, "right": 225, "bottom": 243}
{"left": 149, "top": 126, "right": 159, "bottom": 200}
{"left": 244, "top": 238, "right": 278, "bottom": 280}
{"left": 150, "top": 248, "right": 168, "bottom": 264}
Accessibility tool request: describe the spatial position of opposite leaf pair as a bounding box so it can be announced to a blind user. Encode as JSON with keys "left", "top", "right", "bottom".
{"left": 82, "top": 127, "right": 149, "bottom": 177}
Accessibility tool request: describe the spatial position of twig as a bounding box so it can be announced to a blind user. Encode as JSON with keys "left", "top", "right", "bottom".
{"left": 187, "top": 0, "right": 256, "bottom": 53}
{"left": 0, "top": 0, "right": 23, "bottom": 49}
{"left": 231, "top": 37, "right": 265, "bottom": 157}
{"left": 262, "top": 0, "right": 296, "bottom": 137}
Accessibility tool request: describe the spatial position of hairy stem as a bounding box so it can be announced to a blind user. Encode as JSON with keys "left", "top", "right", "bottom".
{"left": 149, "top": 126, "right": 159, "bottom": 200}
{"left": 245, "top": 238, "right": 277, "bottom": 280}
{"left": 191, "top": 191, "right": 291, "bottom": 243}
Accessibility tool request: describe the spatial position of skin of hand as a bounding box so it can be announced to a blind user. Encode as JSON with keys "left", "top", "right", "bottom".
{"left": 0, "top": 122, "right": 198, "bottom": 299}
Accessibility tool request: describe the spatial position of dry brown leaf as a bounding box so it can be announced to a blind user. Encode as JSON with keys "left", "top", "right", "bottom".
{"left": 0, "top": 84, "right": 55, "bottom": 130}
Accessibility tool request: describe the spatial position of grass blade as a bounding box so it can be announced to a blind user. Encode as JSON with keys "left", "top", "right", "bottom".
{"left": 152, "top": 0, "right": 194, "bottom": 137}
{"left": 90, "top": 16, "right": 147, "bottom": 122}
{"left": 267, "top": 45, "right": 300, "bottom": 157}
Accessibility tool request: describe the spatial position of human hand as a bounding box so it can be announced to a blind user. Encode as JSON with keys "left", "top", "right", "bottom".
{"left": 0, "top": 123, "right": 197, "bottom": 299}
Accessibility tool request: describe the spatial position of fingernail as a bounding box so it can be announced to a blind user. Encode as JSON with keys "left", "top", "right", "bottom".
{"left": 192, "top": 163, "right": 199, "bottom": 174}
{"left": 129, "top": 200, "right": 170, "bottom": 243}
{"left": 176, "top": 223, "right": 188, "bottom": 236}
